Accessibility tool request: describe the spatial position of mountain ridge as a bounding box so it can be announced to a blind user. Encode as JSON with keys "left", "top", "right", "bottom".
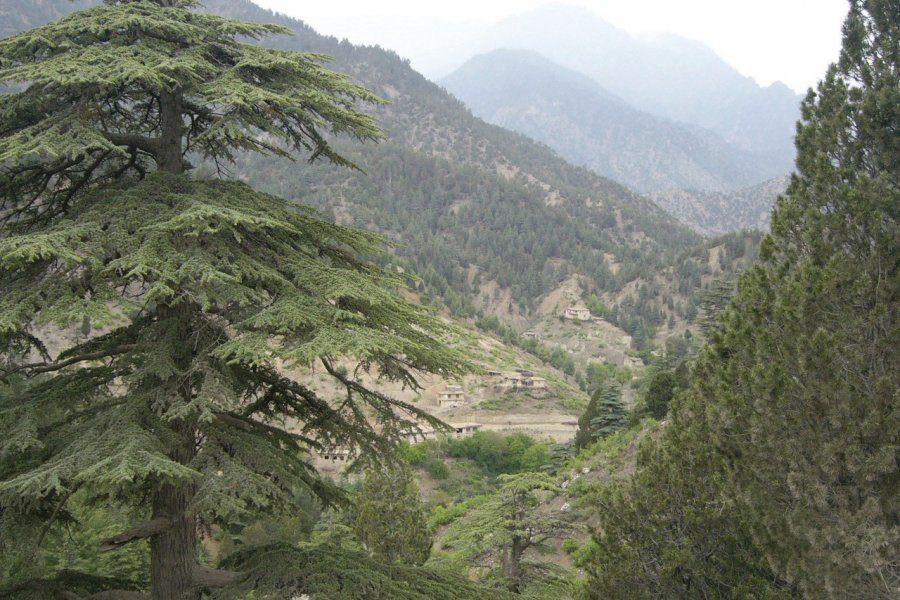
{"left": 445, "top": 3, "right": 801, "bottom": 170}
{"left": 442, "top": 49, "right": 787, "bottom": 194}
{"left": 3, "top": 0, "right": 705, "bottom": 349}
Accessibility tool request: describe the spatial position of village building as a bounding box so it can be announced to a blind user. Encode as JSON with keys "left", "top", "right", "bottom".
{"left": 564, "top": 306, "right": 592, "bottom": 321}
{"left": 315, "top": 446, "right": 352, "bottom": 464}
{"left": 521, "top": 330, "right": 541, "bottom": 340}
{"left": 403, "top": 422, "right": 482, "bottom": 444}
{"left": 309, "top": 446, "right": 354, "bottom": 473}
{"left": 438, "top": 384, "right": 466, "bottom": 408}
{"left": 450, "top": 422, "right": 482, "bottom": 438}
{"left": 501, "top": 372, "right": 548, "bottom": 391}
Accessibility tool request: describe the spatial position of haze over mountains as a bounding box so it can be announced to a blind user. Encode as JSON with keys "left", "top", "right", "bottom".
{"left": 424, "top": 3, "right": 805, "bottom": 232}
{"left": 459, "top": 4, "right": 802, "bottom": 162}
{"left": 292, "top": 3, "right": 802, "bottom": 232}
{"left": 442, "top": 49, "right": 787, "bottom": 195}
{"left": 5, "top": 0, "right": 777, "bottom": 334}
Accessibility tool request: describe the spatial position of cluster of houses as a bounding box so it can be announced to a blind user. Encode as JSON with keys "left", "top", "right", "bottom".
{"left": 498, "top": 369, "right": 547, "bottom": 391}
{"left": 435, "top": 368, "right": 550, "bottom": 409}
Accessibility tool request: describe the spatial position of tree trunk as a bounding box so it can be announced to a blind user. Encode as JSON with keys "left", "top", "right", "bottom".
{"left": 157, "top": 89, "right": 183, "bottom": 174}
{"left": 150, "top": 303, "right": 198, "bottom": 600}
{"left": 502, "top": 536, "right": 525, "bottom": 593}
{"left": 150, "top": 421, "right": 198, "bottom": 600}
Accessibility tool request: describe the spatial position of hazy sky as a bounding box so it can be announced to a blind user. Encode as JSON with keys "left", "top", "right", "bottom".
{"left": 250, "top": 0, "right": 849, "bottom": 93}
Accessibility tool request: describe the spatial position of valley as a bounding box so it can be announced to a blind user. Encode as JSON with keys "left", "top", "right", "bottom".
{"left": 1, "top": 1, "right": 894, "bottom": 599}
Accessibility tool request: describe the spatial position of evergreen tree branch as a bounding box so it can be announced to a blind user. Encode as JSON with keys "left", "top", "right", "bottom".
{"left": 2, "top": 345, "right": 135, "bottom": 378}
{"left": 34, "top": 484, "right": 81, "bottom": 550}
{"left": 97, "top": 517, "right": 172, "bottom": 552}
{"left": 100, "top": 132, "right": 160, "bottom": 157}
{"left": 0, "top": 579, "right": 148, "bottom": 600}
{"left": 84, "top": 592, "right": 149, "bottom": 600}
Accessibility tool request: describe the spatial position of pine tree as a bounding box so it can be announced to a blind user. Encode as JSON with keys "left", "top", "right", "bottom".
{"left": 574, "top": 380, "right": 625, "bottom": 449}
{"left": 353, "top": 464, "right": 432, "bottom": 566}
{"left": 582, "top": 3, "right": 898, "bottom": 597}
{"left": 698, "top": 1, "right": 898, "bottom": 596}
{"left": 643, "top": 369, "right": 677, "bottom": 420}
{"left": 434, "top": 472, "right": 569, "bottom": 594}
{"left": 589, "top": 381, "right": 626, "bottom": 440}
{"left": 0, "top": 2, "right": 467, "bottom": 598}
{"left": 579, "top": 428, "right": 797, "bottom": 600}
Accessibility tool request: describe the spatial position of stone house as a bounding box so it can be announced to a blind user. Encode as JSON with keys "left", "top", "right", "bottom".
{"left": 564, "top": 306, "right": 592, "bottom": 321}
{"left": 438, "top": 384, "right": 466, "bottom": 408}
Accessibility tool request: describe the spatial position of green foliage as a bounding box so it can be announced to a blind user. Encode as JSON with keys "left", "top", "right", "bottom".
{"left": 561, "top": 538, "right": 580, "bottom": 555}
{"left": 217, "top": 491, "right": 322, "bottom": 560}
{"left": 213, "top": 542, "right": 518, "bottom": 600}
{"left": 0, "top": 2, "right": 468, "bottom": 597}
{"left": 0, "top": 571, "right": 145, "bottom": 600}
{"left": 566, "top": 424, "right": 648, "bottom": 483}
{"left": 353, "top": 465, "right": 432, "bottom": 566}
{"left": 574, "top": 381, "right": 625, "bottom": 449}
{"left": 39, "top": 496, "right": 151, "bottom": 590}
{"left": 0, "top": 480, "right": 150, "bottom": 591}
{"left": 427, "top": 459, "right": 450, "bottom": 480}
{"left": 428, "top": 496, "right": 490, "bottom": 530}
{"left": 580, "top": 2, "right": 900, "bottom": 598}
{"left": 445, "top": 432, "right": 551, "bottom": 476}
{"left": 434, "top": 472, "right": 569, "bottom": 594}
{"left": 692, "top": 2, "right": 900, "bottom": 593}
{"left": 399, "top": 441, "right": 428, "bottom": 466}
{"left": 584, "top": 294, "right": 610, "bottom": 319}
{"left": 577, "top": 426, "right": 796, "bottom": 600}
{"left": 0, "top": 0, "right": 383, "bottom": 227}
{"left": 643, "top": 369, "right": 677, "bottom": 420}
{"left": 580, "top": 361, "right": 632, "bottom": 393}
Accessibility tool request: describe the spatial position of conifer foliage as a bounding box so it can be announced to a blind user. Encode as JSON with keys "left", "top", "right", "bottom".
{"left": 582, "top": 2, "right": 897, "bottom": 598}
{"left": 574, "top": 380, "right": 625, "bottom": 449}
{"left": 435, "top": 472, "right": 570, "bottom": 594}
{"left": 353, "top": 465, "right": 432, "bottom": 566}
{"left": 0, "top": 1, "right": 466, "bottom": 598}
{"left": 700, "top": 1, "right": 899, "bottom": 595}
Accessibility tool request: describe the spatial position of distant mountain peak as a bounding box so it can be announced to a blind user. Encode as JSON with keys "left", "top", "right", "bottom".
{"left": 455, "top": 3, "right": 801, "bottom": 166}
{"left": 443, "top": 49, "right": 790, "bottom": 195}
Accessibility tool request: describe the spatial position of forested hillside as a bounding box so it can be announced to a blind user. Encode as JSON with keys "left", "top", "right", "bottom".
{"left": 1, "top": 1, "right": 896, "bottom": 600}
{"left": 203, "top": 0, "right": 701, "bottom": 312}
{"left": 0, "top": 0, "right": 700, "bottom": 327}
{"left": 650, "top": 175, "right": 791, "bottom": 235}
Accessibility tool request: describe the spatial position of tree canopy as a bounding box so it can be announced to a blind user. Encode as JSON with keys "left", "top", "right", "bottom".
{"left": 0, "top": 1, "right": 467, "bottom": 598}
{"left": 353, "top": 465, "right": 432, "bottom": 566}
{"left": 574, "top": 380, "right": 625, "bottom": 449}
{"left": 434, "top": 472, "right": 570, "bottom": 594}
{"left": 581, "top": 1, "right": 898, "bottom": 597}
{"left": 700, "top": 1, "right": 899, "bottom": 594}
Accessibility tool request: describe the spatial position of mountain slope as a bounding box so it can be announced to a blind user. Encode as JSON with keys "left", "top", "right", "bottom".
{"left": 195, "top": 1, "right": 702, "bottom": 308}
{"left": 2, "top": 0, "right": 700, "bottom": 342}
{"left": 442, "top": 49, "right": 786, "bottom": 193}
{"left": 456, "top": 4, "right": 800, "bottom": 172}
{"left": 650, "top": 176, "right": 790, "bottom": 235}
